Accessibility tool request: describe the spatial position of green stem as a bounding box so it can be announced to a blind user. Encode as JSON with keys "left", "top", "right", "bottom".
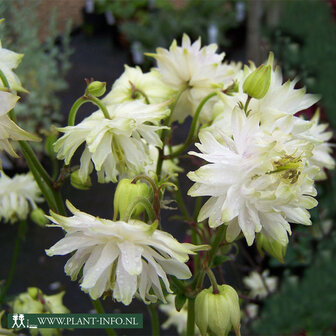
{"left": 68, "top": 95, "right": 110, "bottom": 127}
{"left": 174, "top": 178, "right": 191, "bottom": 220}
{"left": 186, "top": 298, "right": 195, "bottom": 336}
{"left": 206, "top": 268, "right": 220, "bottom": 294}
{"left": 0, "top": 69, "right": 10, "bottom": 88}
{"left": 148, "top": 304, "right": 160, "bottom": 336}
{"left": 167, "top": 92, "right": 218, "bottom": 159}
{"left": 0, "top": 221, "right": 25, "bottom": 305}
{"left": 208, "top": 225, "right": 227, "bottom": 268}
{"left": 92, "top": 300, "right": 117, "bottom": 336}
{"left": 2, "top": 70, "right": 64, "bottom": 215}
{"left": 122, "top": 197, "right": 156, "bottom": 222}
{"left": 68, "top": 97, "right": 87, "bottom": 126}
{"left": 155, "top": 87, "right": 188, "bottom": 180}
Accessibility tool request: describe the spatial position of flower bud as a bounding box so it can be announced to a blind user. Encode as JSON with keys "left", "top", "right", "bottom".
{"left": 27, "top": 287, "right": 39, "bottom": 300}
{"left": 114, "top": 179, "right": 151, "bottom": 219}
{"left": 243, "top": 64, "right": 271, "bottom": 99}
{"left": 256, "top": 233, "right": 286, "bottom": 263}
{"left": 44, "top": 292, "right": 69, "bottom": 314}
{"left": 195, "top": 285, "right": 241, "bottom": 336}
{"left": 30, "top": 208, "right": 48, "bottom": 227}
{"left": 70, "top": 170, "right": 92, "bottom": 190}
{"left": 86, "top": 81, "right": 106, "bottom": 97}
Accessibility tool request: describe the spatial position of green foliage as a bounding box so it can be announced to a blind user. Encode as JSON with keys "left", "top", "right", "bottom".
{"left": 252, "top": 231, "right": 336, "bottom": 335}
{"left": 95, "top": 0, "right": 149, "bottom": 20}
{"left": 0, "top": 0, "right": 72, "bottom": 151}
{"left": 120, "top": 0, "right": 238, "bottom": 68}
{"left": 264, "top": 0, "right": 336, "bottom": 127}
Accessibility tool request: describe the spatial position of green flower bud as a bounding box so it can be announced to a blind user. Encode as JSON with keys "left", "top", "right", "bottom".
{"left": 44, "top": 292, "right": 70, "bottom": 314}
{"left": 195, "top": 285, "right": 241, "bottom": 336}
{"left": 243, "top": 64, "right": 271, "bottom": 99}
{"left": 256, "top": 234, "right": 287, "bottom": 263}
{"left": 86, "top": 81, "right": 106, "bottom": 97}
{"left": 114, "top": 178, "right": 151, "bottom": 219}
{"left": 27, "top": 287, "right": 39, "bottom": 300}
{"left": 70, "top": 170, "right": 92, "bottom": 190}
{"left": 30, "top": 208, "right": 48, "bottom": 227}
{"left": 12, "top": 292, "right": 43, "bottom": 314}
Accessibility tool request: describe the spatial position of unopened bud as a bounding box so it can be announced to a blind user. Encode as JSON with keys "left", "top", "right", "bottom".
{"left": 30, "top": 208, "right": 48, "bottom": 227}
{"left": 71, "top": 170, "right": 92, "bottom": 190}
{"left": 195, "top": 285, "right": 241, "bottom": 336}
{"left": 86, "top": 81, "right": 106, "bottom": 97}
{"left": 256, "top": 234, "right": 287, "bottom": 263}
{"left": 243, "top": 64, "right": 271, "bottom": 99}
{"left": 114, "top": 179, "right": 151, "bottom": 219}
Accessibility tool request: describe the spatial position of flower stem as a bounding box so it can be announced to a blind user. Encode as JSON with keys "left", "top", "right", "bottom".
{"left": 0, "top": 220, "right": 25, "bottom": 306}
{"left": 3, "top": 73, "right": 65, "bottom": 215}
{"left": 148, "top": 303, "right": 160, "bottom": 336}
{"left": 155, "top": 87, "right": 187, "bottom": 179}
{"left": 208, "top": 225, "right": 227, "bottom": 268}
{"left": 68, "top": 95, "right": 110, "bottom": 126}
{"left": 166, "top": 92, "right": 217, "bottom": 159}
{"left": 91, "top": 300, "right": 117, "bottom": 336}
{"left": 186, "top": 298, "right": 195, "bottom": 336}
{"left": 206, "top": 268, "right": 220, "bottom": 294}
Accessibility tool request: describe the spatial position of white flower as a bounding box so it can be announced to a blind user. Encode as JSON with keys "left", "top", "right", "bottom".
{"left": 243, "top": 270, "right": 277, "bottom": 299}
{"left": 0, "top": 41, "right": 26, "bottom": 92}
{"left": 0, "top": 172, "right": 42, "bottom": 223}
{"left": 245, "top": 303, "right": 259, "bottom": 320}
{"left": 148, "top": 34, "right": 239, "bottom": 123}
{"left": 188, "top": 107, "right": 318, "bottom": 246}
{"left": 219, "top": 54, "right": 319, "bottom": 127}
{"left": 159, "top": 295, "right": 200, "bottom": 335}
{"left": 54, "top": 100, "right": 170, "bottom": 183}
{"left": 46, "top": 201, "right": 199, "bottom": 305}
{"left": 103, "top": 65, "right": 173, "bottom": 105}
{"left": 298, "top": 110, "right": 335, "bottom": 180}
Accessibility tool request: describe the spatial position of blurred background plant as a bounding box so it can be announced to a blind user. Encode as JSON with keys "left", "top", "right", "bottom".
{"left": 0, "top": 0, "right": 72, "bottom": 155}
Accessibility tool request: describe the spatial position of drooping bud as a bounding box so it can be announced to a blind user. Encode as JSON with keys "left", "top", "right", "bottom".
{"left": 30, "top": 208, "right": 48, "bottom": 227}
{"left": 86, "top": 81, "right": 106, "bottom": 97}
{"left": 195, "top": 285, "right": 241, "bottom": 336}
{"left": 243, "top": 64, "right": 271, "bottom": 99}
{"left": 114, "top": 178, "right": 151, "bottom": 219}
{"left": 256, "top": 233, "right": 287, "bottom": 263}
{"left": 70, "top": 170, "right": 92, "bottom": 190}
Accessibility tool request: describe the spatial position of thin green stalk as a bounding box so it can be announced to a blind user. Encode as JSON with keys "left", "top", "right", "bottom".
{"left": 148, "top": 304, "right": 160, "bottom": 336}
{"left": 167, "top": 92, "right": 217, "bottom": 159}
{"left": 208, "top": 225, "right": 227, "bottom": 268}
{"left": 206, "top": 268, "right": 219, "bottom": 294}
{"left": 2, "top": 71, "right": 64, "bottom": 214}
{"left": 0, "top": 221, "right": 25, "bottom": 305}
{"left": 155, "top": 87, "right": 187, "bottom": 179}
{"left": 186, "top": 298, "right": 195, "bottom": 336}
{"left": 68, "top": 95, "right": 110, "bottom": 127}
{"left": 174, "top": 178, "right": 191, "bottom": 220}
{"left": 91, "top": 300, "right": 117, "bottom": 336}
{"left": 68, "top": 97, "right": 87, "bottom": 126}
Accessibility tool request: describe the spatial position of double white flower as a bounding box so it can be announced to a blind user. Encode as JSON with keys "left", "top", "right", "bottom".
{"left": 149, "top": 34, "right": 239, "bottom": 123}
{"left": 188, "top": 106, "right": 319, "bottom": 246}
{"left": 0, "top": 172, "right": 42, "bottom": 223}
{"left": 54, "top": 100, "right": 170, "bottom": 183}
{"left": 46, "top": 202, "right": 199, "bottom": 305}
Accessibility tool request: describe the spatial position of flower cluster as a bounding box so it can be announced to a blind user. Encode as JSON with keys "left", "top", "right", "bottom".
{"left": 188, "top": 54, "right": 334, "bottom": 246}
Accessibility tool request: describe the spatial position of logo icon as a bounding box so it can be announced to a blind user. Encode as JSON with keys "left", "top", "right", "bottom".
{"left": 12, "top": 313, "right": 25, "bottom": 328}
